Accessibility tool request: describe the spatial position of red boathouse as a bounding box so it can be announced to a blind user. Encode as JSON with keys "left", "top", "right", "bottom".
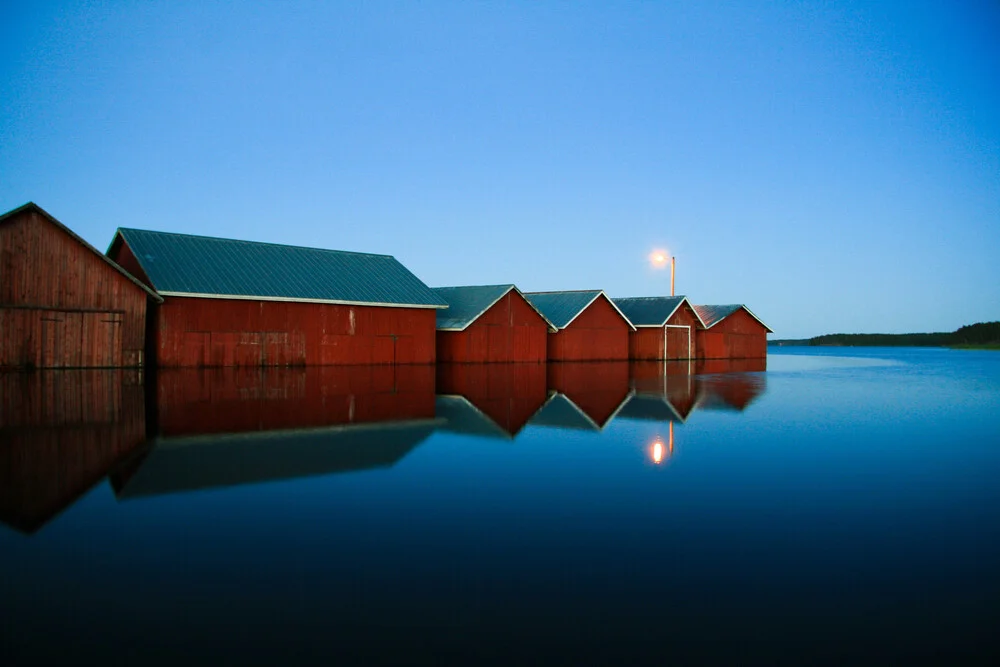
{"left": 107, "top": 228, "right": 447, "bottom": 367}
{"left": 1, "top": 203, "right": 160, "bottom": 369}
{"left": 434, "top": 284, "right": 554, "bottom": 363}
{"left": 523, "top": 290, "right": 634, "bottom": 362}
{"left": 693, "top": 304, "right": 772, "bottom": 359}
{"left": 612, "top": 295, "right": 705, "bottom": 360}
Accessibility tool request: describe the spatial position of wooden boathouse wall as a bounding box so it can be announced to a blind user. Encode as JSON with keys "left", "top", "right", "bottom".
{"left": 437, "top": 291, "right": 549, "bottom": 363}
{"left": 548, "top": 295, "right": 631, "bottom": 362}
{"left": 0, "top": 204, "right": 152, "bottom": 369}
{"left": 109, "top": 227, "right": 443, "bottom": 368}
{"left": 151, "top": 297, "right": 437, "bottom": 367}
{"left": 696, "top": 308, "right": 769, "bottom": 359}
{"left": 628, "top": 302, "right": 701, "bottom": 360}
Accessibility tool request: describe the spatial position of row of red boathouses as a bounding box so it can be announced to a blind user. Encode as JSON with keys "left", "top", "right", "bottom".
{"left": 1, "top": 202, "right": 772, "bottom": 369}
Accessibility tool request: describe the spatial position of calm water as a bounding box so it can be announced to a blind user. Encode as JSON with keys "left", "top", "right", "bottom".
{"left": 2, "top": 349, "right": 998, "bottom": 665}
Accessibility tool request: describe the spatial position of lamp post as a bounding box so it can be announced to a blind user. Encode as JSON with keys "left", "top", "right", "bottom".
{"left": 650, "top": 249, "right": 675, "bottom": 296}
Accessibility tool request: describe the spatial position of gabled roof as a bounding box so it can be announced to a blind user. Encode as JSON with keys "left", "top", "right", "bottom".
{"left": 522, "top": 290, "right": 636, "bottom": 331}
{"left": 1, "top": 202, "right": 162, "bottom": 302}
{"left": 529, "top": 393, "right": 601, "bottom": 431}
{"left": 433, "top": 284, "right": 556, "bottom": 331}
{"left": 108, "top": 227, "right": 448, "bottom": 309}
{"left": 435, "top": 395, "right": 514, "bottom": 440}
{"left": 693, "top": 304, "right": 774, "bottom": 333}
{"left": 612, "top": 295, "right": 707, "bottom": 328}
{"left": 616, "top": 393, "right": 687, "bottom": 423}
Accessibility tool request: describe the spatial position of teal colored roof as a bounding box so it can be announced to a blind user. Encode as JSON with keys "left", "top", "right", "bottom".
{"left": 529, "top": 393, "right": 600, "bottom": 431}
{"left": 435, "top": 395, "right": 513, "bottom": 440}
{"left": 693, "top": 304, "right": 773, "bottom": 332}
{"left": 616, "top": 394, "right": 687, "bottom": 423}
{"left": 433, "top": 284, "right": 556, "bottom": 330}
{"left": 523, "top": 290, "right": 634, "bottom": 330}
{"left": 113, "top": 421, "right": 439, "bottom": 499}
{"left": 613, "top": 296, "right": 704, "bottom": 328}
{"left": 110, "top": 228, "right": 448, "bottom": 308}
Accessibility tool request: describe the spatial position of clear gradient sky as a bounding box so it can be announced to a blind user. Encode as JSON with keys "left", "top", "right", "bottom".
{"left": 2, "top": 1, "right": 998, "bottom": 338}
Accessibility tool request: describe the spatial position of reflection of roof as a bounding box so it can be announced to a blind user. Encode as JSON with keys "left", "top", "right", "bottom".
{"left": 523, "top": 290, "right": 635, "bottom": 330}
{"left": 109, "top": 228, "right": 448, "bottom": 308}
{"left": 435, "top": 395, "right": 514, "bottom": 440}
{"left": 616, "top": 394, "right": 686, "bottom": 423}
{"left": 112, "top": 420, "right": 440, "bottom": 499}
{"left": 529, "top": 393, "right": 601, "bottom": 431}
{"left": 693, "top": 304, "right": 773, "bottom": 332}
{"left": 612, "top": 296, "right": 706, "bottom": 328}
{"left": 695, "top": 373, "right": 768, "bottom": 412}
{"left": 433, "top": 284, "right": 555, "bottom": 331}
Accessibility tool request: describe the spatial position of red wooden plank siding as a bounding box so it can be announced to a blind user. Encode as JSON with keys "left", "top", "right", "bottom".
{"left": 436, "top": 291, "right": 549, "bottom": 363}
{"left": 112, "top": 240, "right": 154, "bottom": 287}
{"left": 153, "top": 297, "right": 437, "bottom": 367}
{"left": 548, "top": 362, "right": 631, "bottom": 426}
{"left": 437, "top": 363, "right": 548, "bottom": 434}
{"left": 154, "top": 366, "right": 436, "bottom": 437}
{"left": 696, "top": 309, "right": 769, "bottom": 359}
{"left": 0, "top": 370, "right": 147, "bottom": 533}
{"left": 548, "top": 295, "right": 630, "bottom": 362}
{"left": 0, "top": 208, "right": 148, "bottom": 368}
{"left": 628, "top": 301, "right": 700, "bottom": 360}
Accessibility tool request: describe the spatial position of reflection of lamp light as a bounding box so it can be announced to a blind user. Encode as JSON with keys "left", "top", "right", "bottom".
{"left": 652, "top": 440, "right": 664, "bottom": 464}
{"left": 651, "top": 422, "right": 676, "bottom": 465}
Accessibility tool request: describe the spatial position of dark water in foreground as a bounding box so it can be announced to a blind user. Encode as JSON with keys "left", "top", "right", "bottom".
{"left": 2, "top": 349, "right": 998, "bottom": 665}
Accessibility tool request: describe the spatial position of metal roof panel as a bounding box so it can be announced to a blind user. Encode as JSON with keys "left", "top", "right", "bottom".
{"left": 433, "top": 284, "right": 515, "bottom": 330}
{"left": 113, "top": 228, "right": 447, "bottom": 308}
{"left": 523, "top": 290, "right": 634, "bottom": 330}
{"left": 613, "top": 296, "right": 691, "bottom": 327}
{"left": 693, "top": 304, "right": 773, "bottom": 332}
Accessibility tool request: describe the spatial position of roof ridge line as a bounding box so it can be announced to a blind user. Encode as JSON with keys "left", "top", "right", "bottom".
{"left": 116, "top": 227, "right": 396, "bottom": 259}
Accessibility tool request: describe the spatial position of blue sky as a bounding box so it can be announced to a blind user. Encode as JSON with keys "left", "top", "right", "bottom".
{"left": 2, "top": 1, "right": 997, "bottom": 338}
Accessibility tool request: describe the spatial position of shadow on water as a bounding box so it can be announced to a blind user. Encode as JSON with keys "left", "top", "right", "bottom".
{"left": 1, "top": 359, "right": 767, "bottom": 532}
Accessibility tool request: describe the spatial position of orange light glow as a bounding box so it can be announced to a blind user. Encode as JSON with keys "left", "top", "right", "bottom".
{"left": 652, "top": 440, "right": 664, "bottom": 464}
{"left": 649, "top": 249, "right": 669, "bottom": 269}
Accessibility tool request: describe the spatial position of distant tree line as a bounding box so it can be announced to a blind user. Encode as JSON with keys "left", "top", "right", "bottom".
{"left": 770, "top": 321, "right": 1000, "bottom": 348}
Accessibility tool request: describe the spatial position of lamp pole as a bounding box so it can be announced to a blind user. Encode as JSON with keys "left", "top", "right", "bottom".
{"left": 671, "top": 256, "right": 675, "bottom": 296}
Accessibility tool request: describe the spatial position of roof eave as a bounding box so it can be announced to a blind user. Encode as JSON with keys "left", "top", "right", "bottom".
{"left": 156, "top": 292, "right": 448, "bottom": 309}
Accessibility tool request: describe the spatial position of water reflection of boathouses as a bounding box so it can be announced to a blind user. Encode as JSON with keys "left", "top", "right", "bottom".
{"left": 0, "top": 371, "right": 147, "bottom": 533}
{"left": 113, "top": 366, "right": 440, "bottom": 498}
{"left": 620, "top": 359, "right": 768, "bottom": 423}
{"left": 547, "top": 362, "right": 633, "bottom": 428}
{"left": 154, "top": 366, "right": 437, "bottom": 436}
{"left": 695, "top": 366, "right": 768, "bottom": 412}
{"left": 436, "top": 363, "right": 548, "bottom": 437}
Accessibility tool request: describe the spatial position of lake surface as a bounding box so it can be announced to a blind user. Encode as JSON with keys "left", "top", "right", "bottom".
{"left": 2, "top": 349, "right": 998, "bottom": 665}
